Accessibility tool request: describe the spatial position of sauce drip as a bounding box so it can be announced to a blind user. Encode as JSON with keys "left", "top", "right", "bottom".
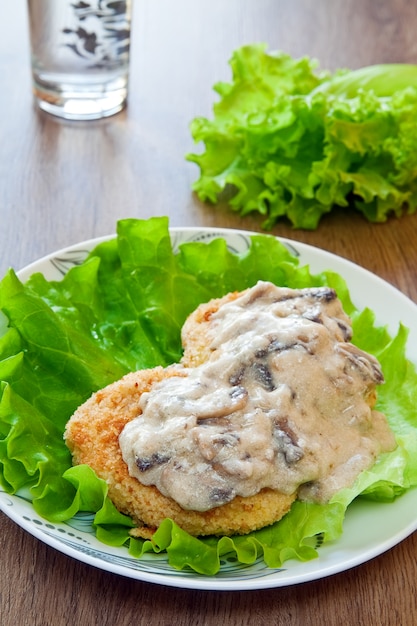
{"left": 119, "top": 282, "right": 396, "bottom": 512}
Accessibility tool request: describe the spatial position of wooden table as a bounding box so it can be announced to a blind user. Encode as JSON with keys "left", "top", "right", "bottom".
{"left": 1, "top": 1, "right": 417, "bottom": 624}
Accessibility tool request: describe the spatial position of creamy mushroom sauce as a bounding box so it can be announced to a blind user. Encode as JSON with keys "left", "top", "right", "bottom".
{"left": 119, "top": 281, "right": 396, "bottom": 512}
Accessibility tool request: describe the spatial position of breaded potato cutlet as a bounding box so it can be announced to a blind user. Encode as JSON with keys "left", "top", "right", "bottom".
{"left": 64, "top": 365, "right": 296, "bottom": 538}
{"left": 65, "top": 281, "right": 393, "bottom": 539}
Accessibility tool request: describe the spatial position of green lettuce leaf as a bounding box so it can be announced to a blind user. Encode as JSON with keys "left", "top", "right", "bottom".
{"left": 187, "top": 44, "right": 417, "bottom": 229}
{"left": 1, "top": 216, "right": 417, "bottom": 575}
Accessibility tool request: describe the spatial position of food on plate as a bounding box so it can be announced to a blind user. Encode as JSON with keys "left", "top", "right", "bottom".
{"left": 64, "top": 280, "right": 396, "bottom": 538}
{"left": 2, "top": 217, "right": 417, "bottom": 574}
{"left": 187, "top": 44, "right": 417, "bottom": 229}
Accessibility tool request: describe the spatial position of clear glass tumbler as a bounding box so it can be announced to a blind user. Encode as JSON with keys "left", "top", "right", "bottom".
{"left": 27, "top": 0, "right": 132, "bottom": 120}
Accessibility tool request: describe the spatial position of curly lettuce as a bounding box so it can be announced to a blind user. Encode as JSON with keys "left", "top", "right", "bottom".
{"left": 187, "top": 44, "right": 417, "bottom": 229}
{"left": 1, "top": 216, "right": 417, "bottom": 575}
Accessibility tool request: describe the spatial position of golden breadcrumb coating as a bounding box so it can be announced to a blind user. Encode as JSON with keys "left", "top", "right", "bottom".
{"left": 180, "top": 291, "right": 241, "bottom": 367}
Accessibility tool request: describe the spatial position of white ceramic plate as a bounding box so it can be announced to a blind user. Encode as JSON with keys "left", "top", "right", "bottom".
{"left": 1, "top": 227, "right": 417, "bottom": 591}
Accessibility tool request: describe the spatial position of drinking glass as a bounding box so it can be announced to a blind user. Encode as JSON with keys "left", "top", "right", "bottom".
{"left": 27, "top": 0, "right": 132, "bottom": 120}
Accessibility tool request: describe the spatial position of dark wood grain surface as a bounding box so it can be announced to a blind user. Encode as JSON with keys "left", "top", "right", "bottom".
{"left": 1, "top": 2, "right": 417, "bottom": 624}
